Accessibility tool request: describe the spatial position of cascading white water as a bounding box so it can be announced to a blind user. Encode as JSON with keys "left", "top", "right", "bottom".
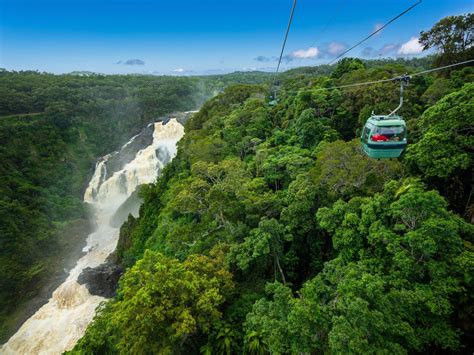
{"left": 1, "top": 118, "right": 184, "bottom": 355}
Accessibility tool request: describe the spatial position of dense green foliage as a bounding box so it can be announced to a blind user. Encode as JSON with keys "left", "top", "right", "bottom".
{"left": 405, "top": 83, "right": 474, "bottom": 213}
{"left": 0, "top": 114, "right": 89, "bottom": 302}
{"left": 0, "top": 71, "right": 270, "bottom": 153}
{"left": 247, "top": 180, "right": 472, "bottom": 353}
{"left": 71, "top": 53, "right": 473, "bottom": 353}
{"left": 72, "top": 247, "right": 234, "bottom": 354}
{"left": 0, "top": 112, "right": 96, "bottom": 341}
{"left": 0, "top": 70, "right": 269, "bottom": 341}
{"left": 6, "top": 15, "right": 474, "bottom": 353}
{"left": 420, "top": 13, "right": 474, "bottom": 67}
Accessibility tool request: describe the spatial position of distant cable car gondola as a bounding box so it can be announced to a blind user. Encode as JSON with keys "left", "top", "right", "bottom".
{"left": 361, "top": 75, "right": 410, "bottom": 159}
{"left": 268, "top": 97, "right": 278, "bottom": 106}
{"left": 268, "top": 83, "right": 280, "bottom": 106}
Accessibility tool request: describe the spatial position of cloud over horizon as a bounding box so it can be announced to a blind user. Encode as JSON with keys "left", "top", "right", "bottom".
{"left": 117, "top": 59, "right": 146, "bottom": 66}
{"left": 255, "top": 35, "right": 424, "bottom": 64}
{"left": 254, "top": 55, "right": 277, "bottom": 62}
{"left": 291, "top": 47, "right": 320, "bottom": 59}
{"left": 255, "top": 47, "right": 320, "bottom": 64}
{"left": 255, "top": 41, "right": 351, "bottom": 64}
{"left": 398, "top": 37, "right": 423, "bottom": 55}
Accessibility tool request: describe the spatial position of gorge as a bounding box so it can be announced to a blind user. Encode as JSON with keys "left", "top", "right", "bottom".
{"left": 1, "top": 118, "right": 185, "bottom": 354}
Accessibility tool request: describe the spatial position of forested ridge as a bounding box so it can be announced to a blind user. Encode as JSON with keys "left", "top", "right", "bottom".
{"left": 0, "top": 70, "right": 269, "bottom": 341}
{"left": 1, "top": 13, "right": 472, "bottom": 354}
{"left": 70, "top": 16, "right": 474, "bottom": 354}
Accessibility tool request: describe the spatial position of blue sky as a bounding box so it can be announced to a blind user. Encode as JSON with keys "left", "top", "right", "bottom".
{"left": 0, "top": 0, "right": 472, "bottom": 75}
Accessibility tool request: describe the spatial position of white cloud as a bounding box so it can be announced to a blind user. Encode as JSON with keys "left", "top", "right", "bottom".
{"left": 173, "top": 68, "right": 185, "bottom": 72}
{"left": 291, "top": 47, "right": 320, "bottom": 59}
{"left": 328, "top": 42, "right": 346, "bottom": 55}
{"left": 398, "top": 37, "right": 423, "bottom": 55}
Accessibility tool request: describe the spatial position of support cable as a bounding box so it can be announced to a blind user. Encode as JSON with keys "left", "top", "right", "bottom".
{"left": 275, "top": 0, "right": 298, "bottom": 76}
{"left": 287, "top": 58, "right": 474, "bottom": 94}
{"left": 270, "top": 0, "right": 298, "bottom": 101}
{"left": 328, "top": 0, "right": 422, "bottom": 65}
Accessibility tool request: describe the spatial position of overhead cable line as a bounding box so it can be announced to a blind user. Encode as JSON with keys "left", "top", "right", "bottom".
{"left": 328, "top": 0, "right": 422, "bottom": 65}
{"left": 275, "top": 0, "right": 298, "bottom": 76}
{"left": 269, "top": 0, "right": 298, "bottom": 102}
{"left": 409, "top": 59, "right": 474, "bottom": 76}
{"left": 287, "top": 58, "right": 474, "bottom": 94}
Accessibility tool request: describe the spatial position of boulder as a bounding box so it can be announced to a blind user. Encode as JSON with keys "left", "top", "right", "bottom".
{"left": 77, "top": 263, "right": 123, "bottom": 298}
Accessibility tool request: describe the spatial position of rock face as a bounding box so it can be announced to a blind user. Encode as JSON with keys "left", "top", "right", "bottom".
{"left": 77, "top": 263, "right": 123, "bottom": 298}
{"left": 157, "top": 111, "right": 197, "bottom": 126}
{"left": 109, "top": 188, "right": 141, "bottom": 228}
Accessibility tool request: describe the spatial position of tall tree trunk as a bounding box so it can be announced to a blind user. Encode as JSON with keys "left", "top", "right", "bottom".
{"left": 274, "top": 254, "right": 286, "bottom": 284}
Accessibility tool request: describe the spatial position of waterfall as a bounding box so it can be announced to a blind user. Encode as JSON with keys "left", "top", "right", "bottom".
{"left": 1, "top": 119, "right": 184, "bottom": 354}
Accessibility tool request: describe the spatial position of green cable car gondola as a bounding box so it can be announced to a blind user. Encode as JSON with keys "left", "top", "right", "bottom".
{"left": 268, "top": 97, "right": 278, "bottom": 106}
{"left": 361, "top": 115, "right": 407, "bottom": 158}
{"left": 268, "top": 83, "right": 280, "bottom": 106}
{"left": 361, "top": 75, "right": 410, "bottom": 159}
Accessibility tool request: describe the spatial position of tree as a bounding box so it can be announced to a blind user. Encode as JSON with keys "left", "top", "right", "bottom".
{"left": 244, "top": 282, "right": 296, "bottom": 354}
{"left": 405, "top": 83, "right": 473, "bottom": 213}
{"left": 201, "top": 321, "right": 239, "bottom": 355}
{"left": 419, "top": 13, "right": 474, "bottom": 67}
{"left": 231, "top": 218, "right": 291, "bottom": 283}
{"left": 294, "top": 108, "right": 338, "bottom": 148}
{"left": 280, "top": 172, "right": 327, "bottom": 281}
{"left": 256, "top": 145, "right": 313, "bottom": 191}
{"left": 312, "top": 140, "right": 402, "bottom": 201}
{"left": 331, "top": 58, "right": 365, "bottom": 79}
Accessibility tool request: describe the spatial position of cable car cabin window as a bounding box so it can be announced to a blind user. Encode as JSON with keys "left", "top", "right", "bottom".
{"left": 362, "top": 126, "right": 371, "bottom": 143}
{"left": 370, "top": 126, "right": 405, "bottom": 142}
